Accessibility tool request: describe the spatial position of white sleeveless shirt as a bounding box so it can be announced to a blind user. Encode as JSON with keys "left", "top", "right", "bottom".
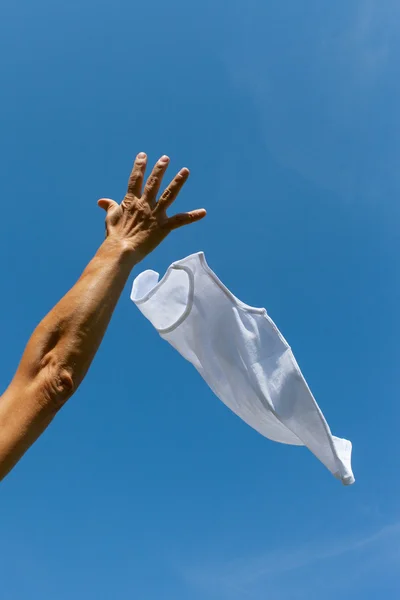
{"left": 131, "top": 252, "right": 354, "bottom": 485}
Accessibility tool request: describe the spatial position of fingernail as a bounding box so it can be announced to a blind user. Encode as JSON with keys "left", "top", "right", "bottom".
{"left": 137, "top": 152, "right": 146, "bottom": 159}
{"left": 180, "top": 168, "right": 189, "bottom": 175}
{"left": 159, "top": 155, "right": 170, "bottom": 163}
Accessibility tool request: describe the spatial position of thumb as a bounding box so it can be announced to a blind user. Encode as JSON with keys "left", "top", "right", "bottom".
{"left": 97, "top": 198, "right": 119, "bottom": 212}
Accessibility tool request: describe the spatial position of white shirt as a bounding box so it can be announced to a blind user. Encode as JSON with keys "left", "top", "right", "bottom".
{"left": 131, "top": 252, "right": 354, "bottom": 485}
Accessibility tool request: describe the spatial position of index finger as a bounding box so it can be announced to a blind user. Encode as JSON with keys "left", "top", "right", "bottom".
{"left": 127, "top": 152, "right": 147, "bottom": 197}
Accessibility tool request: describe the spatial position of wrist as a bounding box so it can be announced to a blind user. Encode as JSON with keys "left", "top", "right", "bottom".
{"left": 98, "top": 236, "right": 139, "bottom": 271}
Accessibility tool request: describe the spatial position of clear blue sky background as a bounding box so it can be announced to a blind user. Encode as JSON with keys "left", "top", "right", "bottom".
{"left": 1, "top": 1, "right": 399, "bottom": 599}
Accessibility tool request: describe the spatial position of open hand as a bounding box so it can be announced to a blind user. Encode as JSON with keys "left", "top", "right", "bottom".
{"left": 98, "top": 153, "right": 206, "bottom": 262}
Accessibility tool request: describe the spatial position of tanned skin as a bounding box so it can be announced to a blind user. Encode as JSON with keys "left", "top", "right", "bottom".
{"left": 0, "top": 152, "right": 206, "bottom": 481}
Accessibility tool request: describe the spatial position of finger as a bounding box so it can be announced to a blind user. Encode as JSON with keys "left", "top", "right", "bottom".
{"left": 98, "top": 198, "right": 119, "bottom": 212}
{"left": 142, "top": 155, "right": 170, "bottom": 207}
{"left": 167, "top": 209, "right": 207, "bottom": 231}
{"left": 127, "top": 152, "right": 147, "bottom": 197}
{"left": 156, "top": 168, "right": 190, "bottom": 213}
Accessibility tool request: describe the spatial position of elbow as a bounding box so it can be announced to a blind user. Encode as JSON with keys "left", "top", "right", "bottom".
{"left": 36, "top": 359, "right": 76, "bottom": 412}
{"left": 51, "top": 366, "right": 75, "bottom": 400}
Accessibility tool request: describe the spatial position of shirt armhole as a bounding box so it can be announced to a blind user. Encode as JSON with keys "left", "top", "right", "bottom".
{"left": 131, "top": 265, "right": 194, "bottom": 334}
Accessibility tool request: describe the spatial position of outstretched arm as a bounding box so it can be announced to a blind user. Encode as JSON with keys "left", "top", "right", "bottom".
{"left": 0, "top": 153, "right": 205, "bottom": 480}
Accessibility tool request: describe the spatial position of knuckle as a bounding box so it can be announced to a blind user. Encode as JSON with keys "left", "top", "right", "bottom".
{"left": 145, "top": 176, "right": 158, "bottom": 190}
{"left": 133, "top": 160, "right": 145, "bottom": 171}
{"left": 161, "top": 188, "right": 172, "bottom": 200}
{"left": 129, "top": 170, "right": 139, "bottom": 182}
{"left": 122, "top": 193, "right": 135, "bottom": 208}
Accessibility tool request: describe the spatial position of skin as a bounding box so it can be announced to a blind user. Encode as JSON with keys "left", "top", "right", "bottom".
{"left": 0, "top": 152, "right": 206, "bottom": 481}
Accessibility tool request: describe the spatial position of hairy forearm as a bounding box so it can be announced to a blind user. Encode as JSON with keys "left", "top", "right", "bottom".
{"left": 0, "top": 237, "right": 135, "bottom": 479}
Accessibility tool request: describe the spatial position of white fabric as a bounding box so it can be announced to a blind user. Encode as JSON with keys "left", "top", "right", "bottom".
{"left": 131, "top": 252, "right": 354, "bottom": 485}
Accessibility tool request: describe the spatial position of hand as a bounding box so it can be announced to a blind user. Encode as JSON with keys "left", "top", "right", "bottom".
{"left": 98, "top": 153, "right": 206, "bottom": 262}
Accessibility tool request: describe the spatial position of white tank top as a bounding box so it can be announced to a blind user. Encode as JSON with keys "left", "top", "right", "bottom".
{"left": 131, "top": 252, "right": 354, "bottom": 485}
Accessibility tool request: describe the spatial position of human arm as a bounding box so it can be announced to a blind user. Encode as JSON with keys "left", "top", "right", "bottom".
{"left": 0, "top": 153, "right": 205, "bottom": 480}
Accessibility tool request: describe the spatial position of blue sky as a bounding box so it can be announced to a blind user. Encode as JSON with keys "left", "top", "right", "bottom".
{"left": 0, "top": 0, "right": 399, "bottom": 598}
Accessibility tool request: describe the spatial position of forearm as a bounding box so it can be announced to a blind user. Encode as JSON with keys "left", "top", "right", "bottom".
{"left": 19, "top": 236, "right": 135, "bottom": 390}
{"left": 0, "top": 237, "right": 135, "bottom": 478}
